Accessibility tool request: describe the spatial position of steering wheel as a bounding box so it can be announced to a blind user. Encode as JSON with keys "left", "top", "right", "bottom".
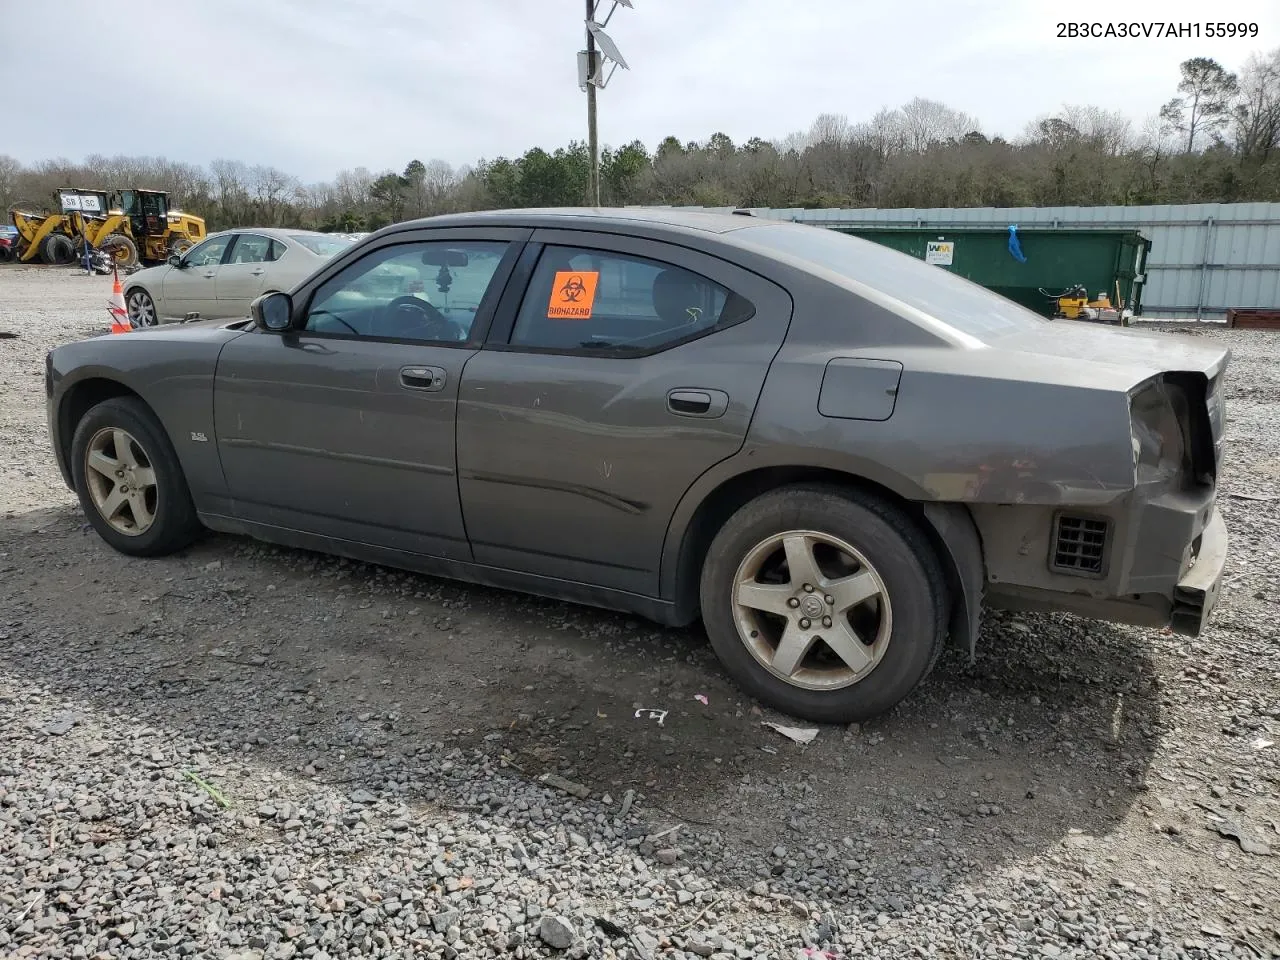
{"left": 383, "top": 295, "right": 457, "bottom": 340}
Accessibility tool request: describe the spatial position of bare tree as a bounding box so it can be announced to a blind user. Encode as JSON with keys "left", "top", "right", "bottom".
{"left": 250, "top": 165, "right": 298, "bottom": 225}
{"left": 898, "top": 97, "right": 980, "bottom": 152}
{"left": 0, "top": 154, "right": 21, "bottom": 211}
{"left": 1160, "top": 57, "right": 1239, "bottom": 153}
{"left": 1233, "top": 47, "right": 1280, "bottom": 164}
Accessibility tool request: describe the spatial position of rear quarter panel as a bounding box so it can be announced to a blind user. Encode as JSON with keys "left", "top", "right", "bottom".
{"left": 744, "top": 269, "right": 1144, "bottom": 507}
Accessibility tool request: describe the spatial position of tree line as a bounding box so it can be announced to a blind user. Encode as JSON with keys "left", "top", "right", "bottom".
{"left": 2, "top": 51, "right": 1277, "bottom": 235}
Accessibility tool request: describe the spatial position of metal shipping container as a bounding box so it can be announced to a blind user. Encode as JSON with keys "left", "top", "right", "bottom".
{"left": 643, "top": 202, "right": 1280, "bottom": 320}
{"left": 832, "top": 226, "right": 1150, "bottom": 318}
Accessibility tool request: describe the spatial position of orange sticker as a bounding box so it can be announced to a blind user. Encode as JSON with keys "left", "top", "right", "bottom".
{"left": 547, "top": 271, "right": 599, "bottom": 320}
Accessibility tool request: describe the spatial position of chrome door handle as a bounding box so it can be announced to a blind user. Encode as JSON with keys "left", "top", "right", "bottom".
{"left": 250, "top": 268, "right": 265, "bottom": 276}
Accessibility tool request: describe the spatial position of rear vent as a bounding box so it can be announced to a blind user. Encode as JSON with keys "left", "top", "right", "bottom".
{"left": 1051, "top": 515, "right": 1109, "bottom": 577}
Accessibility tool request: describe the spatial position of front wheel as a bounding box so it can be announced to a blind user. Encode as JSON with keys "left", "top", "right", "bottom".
{"left": 699, "top": 484, "right": 947, "bottom": 724}
{"left": 126, "top": 288, "right": 158, "bottom": 327}
{"left": 70, "top": 397, "right": 203, "bottom": 556}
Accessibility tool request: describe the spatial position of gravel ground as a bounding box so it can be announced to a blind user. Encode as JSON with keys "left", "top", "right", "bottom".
{"left": 1, "top": 264, "right": 1278, "bottom": 959}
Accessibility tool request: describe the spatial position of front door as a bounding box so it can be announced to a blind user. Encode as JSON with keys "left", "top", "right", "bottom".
{"left": 213, "top": 233, "right": 525, "bottom": 559}
{"left": 457, "top": 231, "right": 793, "bottom": 596}
{"left": 162, "top": 233, "right": 231, "bottom": 319}
{"left": 215, "top": 232, "right": 273, "bottom": 316}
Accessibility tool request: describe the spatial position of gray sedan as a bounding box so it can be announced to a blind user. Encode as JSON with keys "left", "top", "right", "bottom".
{"left": 45, "top": 208, "right": 1230, "bottom": 723}
{"left": 123, "top": 228, "right": 357, "bottom": 326}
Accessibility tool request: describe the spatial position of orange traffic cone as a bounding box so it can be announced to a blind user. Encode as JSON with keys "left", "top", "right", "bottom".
{"left": 108, "top": 266, "right": 130, "bottom": 334}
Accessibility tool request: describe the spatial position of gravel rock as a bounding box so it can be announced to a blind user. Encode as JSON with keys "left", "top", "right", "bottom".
{"left": 0, "top": 283, "right": 1277, "bottom": 960}
{"left": 538, "top": 914, "right": 577, "bottom": 949}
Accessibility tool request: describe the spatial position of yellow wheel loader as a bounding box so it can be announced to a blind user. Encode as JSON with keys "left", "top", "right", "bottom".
{"left": 7, "top": 187, "right": 206, "bottom": 267}
{"left": 8, "top": 197, "right": 79, "bottom": 265}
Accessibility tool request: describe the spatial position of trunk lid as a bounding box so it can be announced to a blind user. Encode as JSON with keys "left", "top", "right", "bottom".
{"left": 999, "top": 321, "right": 1229, "bottom": 382}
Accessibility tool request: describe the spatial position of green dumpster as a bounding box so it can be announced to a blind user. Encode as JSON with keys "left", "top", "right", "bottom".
{"left": 831, "top": 226, "right": 1152, "bottom": 318}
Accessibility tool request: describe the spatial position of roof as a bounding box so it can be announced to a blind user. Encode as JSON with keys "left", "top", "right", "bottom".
{"left": 207, "top": 227, "right": 334, "bottom": 239}
{"left": 393, "top": 206, "right": 780, "bottom": 235}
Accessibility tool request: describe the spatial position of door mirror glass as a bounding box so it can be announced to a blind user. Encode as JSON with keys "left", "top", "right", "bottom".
{"left": 252, "top": 291, "right": 293, "bottom": 332}
{"left": 167, "top": 255, "right": 184, "bottom": 268}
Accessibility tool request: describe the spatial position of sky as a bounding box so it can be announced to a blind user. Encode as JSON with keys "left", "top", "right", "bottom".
{"left": 2, "top": 0, "right": 1278, "bottom": 183}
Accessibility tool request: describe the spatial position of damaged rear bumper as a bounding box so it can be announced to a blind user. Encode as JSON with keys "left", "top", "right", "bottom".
{"left": 1169, "top": 509, "right": 1228, "bottom": 637}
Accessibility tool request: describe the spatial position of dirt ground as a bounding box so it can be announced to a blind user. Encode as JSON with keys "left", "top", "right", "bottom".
{"left": 2, "top": 265, "right": 1278, "bottom": 958}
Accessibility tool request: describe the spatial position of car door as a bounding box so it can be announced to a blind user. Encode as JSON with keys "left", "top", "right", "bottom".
{"left": 212, "top": 228, "right": 529, "bottom": 559}
{"left": 456, "top": 230, "right": 794, "bottom": 596}
{"left": 161, "top": 232, "right": 232, "bottom": 319}
{"left": 213, "top": 232, "right": 273, "bottom": 316}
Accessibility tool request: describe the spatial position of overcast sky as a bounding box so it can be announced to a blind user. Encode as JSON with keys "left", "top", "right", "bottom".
{"left": 3, "top": 0, "right": 1277, "bottom": 182}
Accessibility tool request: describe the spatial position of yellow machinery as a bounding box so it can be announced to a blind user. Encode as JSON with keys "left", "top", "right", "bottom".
{"left": 7, "top": 187, "right": 206, "bottom": 267}
{"left": 1045, "top": 283, "right": 1123, "bottom": 324}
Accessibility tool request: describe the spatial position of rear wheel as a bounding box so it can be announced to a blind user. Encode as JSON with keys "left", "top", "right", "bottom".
{"left": 699, "top": 484, "right": 947, "bottom": 724}
{"left": 126, "top": 288, "right": 158, "bottom": 327}
{"left": 168, "top": 236, "right": 194, "bottom": 258}
{"left": 99, "top": 233, "right": 139, "bottom": 268}
{"left": 40, "top": 233, "right": 75, "bottom": 265}
{"left": 70, "top": 397, "right": 203, "bottom": 556}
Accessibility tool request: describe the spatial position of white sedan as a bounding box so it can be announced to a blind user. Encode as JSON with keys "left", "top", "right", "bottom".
{"left": 123, "top": 228, "right": 358, "bottom": 326}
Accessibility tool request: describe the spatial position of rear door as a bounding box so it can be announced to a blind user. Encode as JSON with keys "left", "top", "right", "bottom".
{"left": 456, "top": 230, "right": 793, "bottom": 596}
{"left": 214, "top": 232, "right": 273, "bottom": 315}
{"left": 161, "top": 232, "right": 232, "bottom": 318}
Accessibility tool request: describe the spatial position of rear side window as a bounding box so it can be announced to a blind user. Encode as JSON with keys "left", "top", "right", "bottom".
{"left": 229, "top": 234, "right": 272, "bottom": 264}
{"left": 509, "top": 245, "right": 754, "bottom": 354}
{"left": 738, "top": 222, "right": 1048, "bottom": 340}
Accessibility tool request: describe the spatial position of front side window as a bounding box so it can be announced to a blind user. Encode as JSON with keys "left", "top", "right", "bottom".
{"left": 509, "top": 245, "right": 753, "bottom": 353}
{"left": 184, "top": 235, "right": 231, "bottom": 267}
{"left": 303, "top": 240, "right": 509, "bottom": 344}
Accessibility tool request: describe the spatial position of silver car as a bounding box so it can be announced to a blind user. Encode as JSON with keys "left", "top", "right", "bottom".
{"left": 123, "top": 228, "right": 357, "bottom": 326}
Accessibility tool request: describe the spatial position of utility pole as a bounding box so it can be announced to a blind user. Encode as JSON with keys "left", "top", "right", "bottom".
{"left": 579, "top": 0, "right": 629, "bottom": 208}
{"left": 585, "top": 0, "right": 600, "bottom": 207}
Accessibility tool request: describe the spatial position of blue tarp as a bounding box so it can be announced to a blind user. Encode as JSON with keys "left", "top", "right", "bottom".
{"left": 1008, "top": 224, "right": 1027, "bottom": 263}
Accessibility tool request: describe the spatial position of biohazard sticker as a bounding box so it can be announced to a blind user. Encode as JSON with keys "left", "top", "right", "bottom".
{"left": 547, "top": 271, "right": 599, "bottom": 319}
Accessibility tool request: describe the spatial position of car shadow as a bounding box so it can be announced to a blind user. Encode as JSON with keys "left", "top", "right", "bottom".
{"left": 0, "top": 504, "right": 1162, "bottom": 906}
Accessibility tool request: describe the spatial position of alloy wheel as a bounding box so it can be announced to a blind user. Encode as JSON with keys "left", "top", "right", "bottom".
{"left": 127, "top": 290, "right": 156, "bottom": 327}
{"left": 84, "top": 427, "right": 159, "bottom": 536}
{"left": 731, "top": 529, "right": 893, "bottom": 691}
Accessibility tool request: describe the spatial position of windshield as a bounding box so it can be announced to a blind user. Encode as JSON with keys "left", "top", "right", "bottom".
{"left": 738, "top": 222, "right": 1048, "bottom": 340}
{"left": 291, "top": 234, "right": 358, "bottom": 257}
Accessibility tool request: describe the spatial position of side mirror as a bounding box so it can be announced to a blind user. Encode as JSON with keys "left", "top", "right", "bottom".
{"left": 167, "top": 255, "right": 184, "bottom": 268}
{"left": 251, "top": 291, "right": 293, "bottom": 332}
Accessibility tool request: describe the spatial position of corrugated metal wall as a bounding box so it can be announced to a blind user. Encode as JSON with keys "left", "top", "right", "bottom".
{"left": 640, "top": 202, "right": 1280, "bottom": 320}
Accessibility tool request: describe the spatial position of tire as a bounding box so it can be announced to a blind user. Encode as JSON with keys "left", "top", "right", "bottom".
{"left": 126, "top": 287, "right": 158, "bottom": 327}
{"left": 698, "top": 484, "right": 947, "bottom": 724}
{"left": 70, "top": 397, "right": 203, "bottom": 557}
{"left": 168, "top": 236, "right": 194, "bottom": 258}
{"left": 40, "top": 232, "right": 76, "bottom": 265}
{"left": 99, "top": 233, "right": 139, "bottom": 268}
{"left": 0, "top": 245, "right": 12, "bottom": 264}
